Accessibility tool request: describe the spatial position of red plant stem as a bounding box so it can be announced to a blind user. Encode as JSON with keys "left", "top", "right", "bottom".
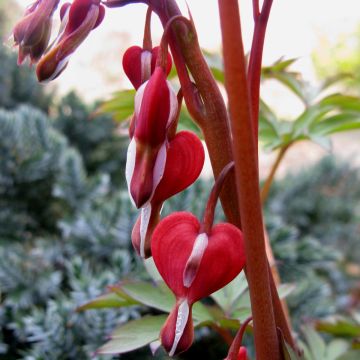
{"left": 248, "top": 0, "right": 273, "bottom": 138}
{"left": 226, "top": 317, "right": 253, "bottom": 360}
{"left": 201, "top": 161, "right": 234, "bottom": 234}
{"left": 218, "top": 1, "right": 280, "bottom": 359}
{"left": 142, "top": 6, "right": 152, "bottom": 50}
{"left": 252, "top": 0, "right": 260, "bottom": 20}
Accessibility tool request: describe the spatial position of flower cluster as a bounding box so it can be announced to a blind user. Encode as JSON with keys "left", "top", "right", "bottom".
{"left": 122, "top": 17, "right": 246, "bottom": 355}
{"left": 123, "top": 37, "right": 205, "bottom": 259}
{"left": 12, "top": 0, "right": 105, "bottom": 82}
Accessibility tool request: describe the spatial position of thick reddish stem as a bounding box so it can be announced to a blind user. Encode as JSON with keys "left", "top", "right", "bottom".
{"left": 218, "top": 1, "right": 280, "bottom": 359}
{"left": 248, "top": 0, "right": 274, "bottom": 138}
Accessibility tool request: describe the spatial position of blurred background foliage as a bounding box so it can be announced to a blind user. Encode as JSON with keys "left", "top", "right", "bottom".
{"left": 0, "top": 5, "right": 360, "bottom": 360}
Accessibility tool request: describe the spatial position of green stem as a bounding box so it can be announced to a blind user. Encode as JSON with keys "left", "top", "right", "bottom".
{"left": 218, "top": 1, "right": 280, "bottom": 359}
{"left": 261, "top": 144, "right": 290, "bottom": 203}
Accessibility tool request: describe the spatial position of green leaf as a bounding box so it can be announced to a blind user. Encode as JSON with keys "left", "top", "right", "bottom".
{"left": 210, "top": 272, "right": 248, "bottom": 314}
{"left": 338, "top": 350, "right": 360, "bottom": 360}
{"left": 262, "top": 58, "right": 298, "bottom": 73}
{"left": 97, "top": 315, "right": 167, "bottom": 354}
{"left": 77, "top": 292, "right": 138, "bottom": 311}
{"left": 325, "top": 339, "right": 349, "bottom": 360}
{"left": 316, "top": 318, "right": 360, "bottom": 338}
{"left": 320, "top": 94, "right": 360, "bottom": 112}
{"left": 302, "top": 325, "right": 326, "bottom": 360}
{"left": 97, "top": 90, "right": 135, "bottom": 122}
{"left": 310, "top": 113, "right": 360, "bottom": 136}
{"left": 277, "top": 283, "right": 296, "bottom": 299}
{"left": 192, "top": 302, "right": 214, "bottom": 324}
{"left": 119, "top": 281, "right": 175, "bottom": 313}
{"left": 292, "top": 106, "right": 332, "bottom": 138}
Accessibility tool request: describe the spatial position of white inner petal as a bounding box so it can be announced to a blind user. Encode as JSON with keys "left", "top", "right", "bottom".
{"left": 141, "top": 50, "right": 152, "bottom": 83}
{"left": 134, "top": 81, "right": 147, "bottom": 117}
{"left": 169, "top": 300, "right": 190, "bottom": 357}
{"left": 139, "top": 203, "right": 152, "bottom": 258}
{"left": 125, "top": 137, "right": 137, "bottom": 207}
{"left": 183, "top": 233, "right": 209, "bottom": 288}
{"left": 166, "top": 80, "right": 179, "bottom": 127}
{"left": 151, "top": 141, "right": 167, "bottom": 198}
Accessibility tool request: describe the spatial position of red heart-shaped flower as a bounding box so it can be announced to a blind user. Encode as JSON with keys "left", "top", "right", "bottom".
{"left": 131, "top": 130, "right": 204, "bottom": 258}
{"left": 151, "top": 212, "right": 246, "bottom": 304}
{"left": 122, "top": 45, "right": 172, "bottom": 90}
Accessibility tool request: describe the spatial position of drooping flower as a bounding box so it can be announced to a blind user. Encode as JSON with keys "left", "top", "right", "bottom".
{"left": 131, "top": 130, "right": 205, "bottom": 258}
{"left": 123, "top": 46, "right": 172, "bottom": 90}
{"left": 125, "top": 66, "right": 178, "bottom": 208}
{"left": 151, "top": 212, "right": 246, "bottom": 355}
{"left": 12, "top": 0, "right": 60, "bottom": 64}
{"left": 36, "top": 0, "right": 105, "bottom": 82}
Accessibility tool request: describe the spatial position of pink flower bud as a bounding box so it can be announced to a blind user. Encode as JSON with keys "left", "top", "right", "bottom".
{"left": 125, "top": 67, "right": 178, "bottom": 208}
{"left": 122, "top": 46, "right": 172, "bottom": 90}
{"left": 36, "top": 0, "right": 105, "bottom": 82}
{"left": 12, "top": 0, "right": 60, "bottom": 64}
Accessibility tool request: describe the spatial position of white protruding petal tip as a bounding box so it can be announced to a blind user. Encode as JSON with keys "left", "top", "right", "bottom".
{"left": 169, "top": 300, "right": 190, "bottom": 357}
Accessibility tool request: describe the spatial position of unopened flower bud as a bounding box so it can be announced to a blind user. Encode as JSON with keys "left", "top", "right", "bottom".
{"left": 122, "top": 45, "right": 172, "bottom": 90}
{"left": 12, "top": 0, "right": 60, "bottom": 64}
{"left": 36, "top": 0, "right": 105, "bottom": 82}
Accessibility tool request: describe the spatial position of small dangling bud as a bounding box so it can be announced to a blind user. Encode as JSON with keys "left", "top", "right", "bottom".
{"left": 36, "top": 0, "right": 105, "bottom": 82}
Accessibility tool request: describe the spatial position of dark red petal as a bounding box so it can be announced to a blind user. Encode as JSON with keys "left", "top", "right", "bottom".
{"left": 66, "top": 0, "right": 93, "bottom": 34}
{"left": 151, "top": 46, "right": 172, "bottom": 77}
{"left": 160, "top": 301, "right": 194, "bottom": 356}
{"left": 122, "top": 46, "right": 144, "bottom": 90}
{"left": 134, "top": 67, "right": 171, "bottom": 145}
{"left": 187, "top": 223, "right": 246, "bottom": 303}
{"left": 151, "top": 212, "right": 200, "bottom": 299}
{"left": 128, "top": 140, "right": 167, "bottom": 208}
{"left": 151, "top": 131, "right": 204, "bottom": 204}
{"left": 151, "top": 213, "right": 246, "bottom": 303}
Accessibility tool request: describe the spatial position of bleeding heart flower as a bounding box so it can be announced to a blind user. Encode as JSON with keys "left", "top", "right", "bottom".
{"left": 36, "top": 0, "right": 105, "bottom": 82}
{"left": 12, "top": 0, "right": 60, "bottom": 64}
{"left": 151, "top": 212, "right": 246, "bottom": 355}
{"left": 123, "top": 46, "right": 172, "bottom": 90}
{"left": 125, "top": 67, "right": 178, "bottom": 208}
{"left": 131, "top": 130, "right": 205, "bottom": 258}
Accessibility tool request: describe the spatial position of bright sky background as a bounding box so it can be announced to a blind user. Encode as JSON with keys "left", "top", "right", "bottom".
{"left": 16, "top": 0, "right": 360, "bottom": 103}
